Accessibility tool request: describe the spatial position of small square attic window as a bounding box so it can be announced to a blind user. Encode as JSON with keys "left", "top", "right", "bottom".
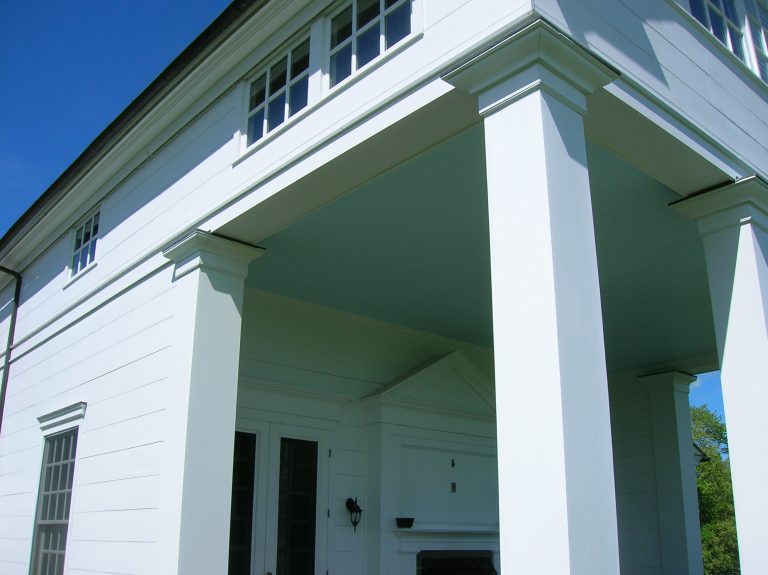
{"left": 71, "top": 210, "right": 100, "bottom": 277}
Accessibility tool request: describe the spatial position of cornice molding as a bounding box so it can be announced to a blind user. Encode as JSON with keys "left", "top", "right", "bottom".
{"left": 443, "top": 17, "right": 618, "bottom": 115}
{"left": 163, "top": 230, "right": 265, "bottom": 280}
{"left": 639, "top": 370, "right": 697, "bottom": 395}
{"left": 671, "top": 175, "right": 768, "bottom": 234}
{"left": 38, "top": 401, "right": 87, "bottom": 433}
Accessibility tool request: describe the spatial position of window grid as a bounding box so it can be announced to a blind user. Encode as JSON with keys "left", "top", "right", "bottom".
{"left": 329, "top": 0, "right": 411, "bottom": 87}
{"left": 30, "top": 429, "right": 78, "bottom": 575}
{"left": 745, "top": 0, "right": 768, "bottom": 79}
{"left": 688, "top": 0, "right": 768, "bottom": 79}
{"left": 247, "top": 37, "right": 311, "bottom": 146}
{"left": 691, "top": 0, "right": 746, "bottom": 59}
{"left": 71, "top": 211, "right": 99, "bottom": 277}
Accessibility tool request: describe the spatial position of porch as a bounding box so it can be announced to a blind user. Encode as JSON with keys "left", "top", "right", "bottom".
{"left": 162, "top": 21, "right": 767, "bottom": 575}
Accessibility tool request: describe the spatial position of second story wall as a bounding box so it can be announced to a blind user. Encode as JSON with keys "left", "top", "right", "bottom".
{"left": 535, "top": 0, "right": 768, "bottom": 178}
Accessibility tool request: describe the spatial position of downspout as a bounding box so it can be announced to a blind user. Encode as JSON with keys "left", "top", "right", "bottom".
{"left": 0, "top": 266, "right": 21, "bottom": 438}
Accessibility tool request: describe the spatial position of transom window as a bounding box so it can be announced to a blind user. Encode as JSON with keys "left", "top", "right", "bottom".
{"left": 329, "top": 0, "right": 412, "bottom": 87}
{"left": 688, "top": 0, "right": 768, "bottom": 80}
{"left": 30, "top": 428, "right": 78, "bottom": 575}
{"left": 247, "top": 37, "right": 311, "bottom": 146}
{"left": 71, "top": 210, "right": 100, "bottom": 277}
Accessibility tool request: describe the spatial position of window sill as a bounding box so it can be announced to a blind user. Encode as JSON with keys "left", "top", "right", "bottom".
{"left": 234, "top": 31, "right": 423, "bottom": 168}
{"left": 63, "top": 261, "right": 98, "bottom": 290}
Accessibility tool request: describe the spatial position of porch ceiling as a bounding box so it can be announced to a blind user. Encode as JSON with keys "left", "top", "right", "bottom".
{"left": 241, "top": 101, "right": 718, "bottom": 373}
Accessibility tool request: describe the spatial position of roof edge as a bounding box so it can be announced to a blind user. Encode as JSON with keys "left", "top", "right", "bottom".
{"left": 0, "top": 0, "right": 271, "bottom": 259}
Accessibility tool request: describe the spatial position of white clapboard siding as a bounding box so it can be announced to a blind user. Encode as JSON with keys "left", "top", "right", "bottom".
{"left": 66, "top": 540, "right": 157, "bottom": 574}
{"left": 534, "top": 0, "right": 767, "bottom": 171}
{"left": 241, "top": 290, "right": 493, "bottom": 400}
{"left": 609, "top": 373, "right": 663, "bottom": 575}
{"left": 237, "top": 288, "right": 496, "bottom": 575}
{"left": 0, "top": 267, "right": 179, "bottom": 574}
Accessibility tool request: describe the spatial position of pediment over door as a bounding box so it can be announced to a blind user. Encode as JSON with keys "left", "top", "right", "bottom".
{"left": 365, "top": 350, "right": 495, "bottom": 420}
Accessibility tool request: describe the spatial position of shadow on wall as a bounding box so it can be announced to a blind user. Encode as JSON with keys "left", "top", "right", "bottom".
{"left": 534, "top": 0, "right": 670, "bottom": 88}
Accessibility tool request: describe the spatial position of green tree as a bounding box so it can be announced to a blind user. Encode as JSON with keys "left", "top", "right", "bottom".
{"left": 691, "top": 405, "right": 740, "bottom": 575}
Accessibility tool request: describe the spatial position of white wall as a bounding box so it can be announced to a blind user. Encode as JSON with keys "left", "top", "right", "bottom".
{"left": 609, "top": 373, "right": 664, "bottom": 575}
{"left": 534, "top": 0, "right": 768, "bottom": 177}
{"left": 0, "top": 263, "right": 178, "bottom": 574}
{"left": 236, "top": 289, "right": 497, "bottom": 575}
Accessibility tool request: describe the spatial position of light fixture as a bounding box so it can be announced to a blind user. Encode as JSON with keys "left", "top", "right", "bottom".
{"left": 345, "top": 497, "right": 363, "bottom": 531}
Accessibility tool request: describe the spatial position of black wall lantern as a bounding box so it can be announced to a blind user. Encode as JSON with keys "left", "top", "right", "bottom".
{"left": 345, "top": 497, "right": 363, "bottom": 531}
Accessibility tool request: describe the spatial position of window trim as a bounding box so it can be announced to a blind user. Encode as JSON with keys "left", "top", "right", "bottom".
{"left": 264, "top": 424, "right": 330, "bottom": 575}
{"left": 237, "top": 0, "right": 421, "bottom": 159}
{"left": 68, "top": 208, "right": 101, "bottom": 280}
{"left": 324, "top": 0, "right": 417, "bottom": 92}
{"left": 744, "top": 0, "right": 768, "bottom": 80}
{"left": 243, "top": 33, "right": 313, "bottom": 150}
{"left": 683, "top": 0, "right": 768, "bottom": 83}
{"left": 29, "top": 402, "right": 87, "bottom": 575}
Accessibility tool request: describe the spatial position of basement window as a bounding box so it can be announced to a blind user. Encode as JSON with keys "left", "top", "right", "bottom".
{"left": 328, "top": 0, "right": 412, "bottom": 87}
{"left": 246, "top": 37, "right": 311, "bottom": 146}
{"left": 70, "top": 210, "right": 100, "bottom": 277}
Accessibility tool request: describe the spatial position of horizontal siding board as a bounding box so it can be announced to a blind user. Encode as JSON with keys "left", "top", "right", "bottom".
{"left": 74, "top": 474, "right": 161, "bottom": 513}
{"left": 534, "top": 0, "right": 767, "bottom": 172}
{"left": 66, "top": 540, "right": 157, "bottom": 574}
{"left": 78, "top": 411, "right": 166, "bottom": 459}
{"left": 75, "top": 442, "right": 163, "bottom": 486}
{"left": 70, "top": 508, "right": 160, "bottom": 543}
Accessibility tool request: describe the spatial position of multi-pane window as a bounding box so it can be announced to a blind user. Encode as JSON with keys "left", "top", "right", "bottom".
{"left": 71, "top": 211, "right": 99, "bottom": 277}
{"left": 329, "top": 0, "right": 412, "bottom": 87}
{"left": 247, "top": 38, "right": 311, "bottom": 146}
{"left": 30, "top": 429, "right": 78, "bottom": 575}
{"left": 688, "top": 0, "right": 768, "bottom": 80}
{"left": 745, "top": 0, "right": 768, "bottom": 79}
{"left": 690, "top": 0, "right": 747, "bottom": 60}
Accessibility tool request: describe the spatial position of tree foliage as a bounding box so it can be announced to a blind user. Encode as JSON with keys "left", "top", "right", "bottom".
{"left": 691, "top": 405, "right": 740, "bottom": 575}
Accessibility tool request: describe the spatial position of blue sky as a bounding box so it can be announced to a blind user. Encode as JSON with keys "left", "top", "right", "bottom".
{"left": 0, "top": 0, "right": 726, "bottom": 422}
{"left": 690, "top": 370, "right": 725, "bottom": 419}
{"left": 0, "top": 0, "right": 231, "bottom": 237}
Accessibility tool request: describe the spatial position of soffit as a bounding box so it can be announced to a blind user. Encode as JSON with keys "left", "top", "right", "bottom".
{"left": 244, "top": 124, "right": 717, "bottom": 373}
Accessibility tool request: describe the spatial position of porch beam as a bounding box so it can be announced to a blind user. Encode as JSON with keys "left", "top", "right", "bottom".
{"left": 673, "top": 176, "right": 768, "bottom": 575}
{"left": 161, "top": 230, "right": 264, "bottom": 574}
{"left": 445, "top": 19, "right": 620, "bottom": 575}
{"left": 640, "top": 371, "right": 703, "bottom": 575}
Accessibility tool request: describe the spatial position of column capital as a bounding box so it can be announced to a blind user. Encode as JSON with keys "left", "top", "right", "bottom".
{"left": 672, "top": 175, "right": 768, "bottom": 235}
{"left": 443, "top": 18, "right": 618, "bottom": 116}
{"left": 639, "top": 371, "right": 697, "bottom": 395}
{"left": 163, "top": 230, "right": 265, "bottom": 280}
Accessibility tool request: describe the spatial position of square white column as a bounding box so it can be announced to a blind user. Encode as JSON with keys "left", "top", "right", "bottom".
{"left": 445, "top": 19, "right": 620, "bottom": 575}
{"left": 640, "top": 371, "right": 703, "bottom": 575}
{"left": 674, "top": 177, "right": 768, "bottom": 575}
{"left": 161, "top": 230, "right": 264, "bottom": 574}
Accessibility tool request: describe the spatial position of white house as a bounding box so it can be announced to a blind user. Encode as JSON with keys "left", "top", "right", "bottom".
{"left": 1, "top": 1, "right": 767, "bottom": 574}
